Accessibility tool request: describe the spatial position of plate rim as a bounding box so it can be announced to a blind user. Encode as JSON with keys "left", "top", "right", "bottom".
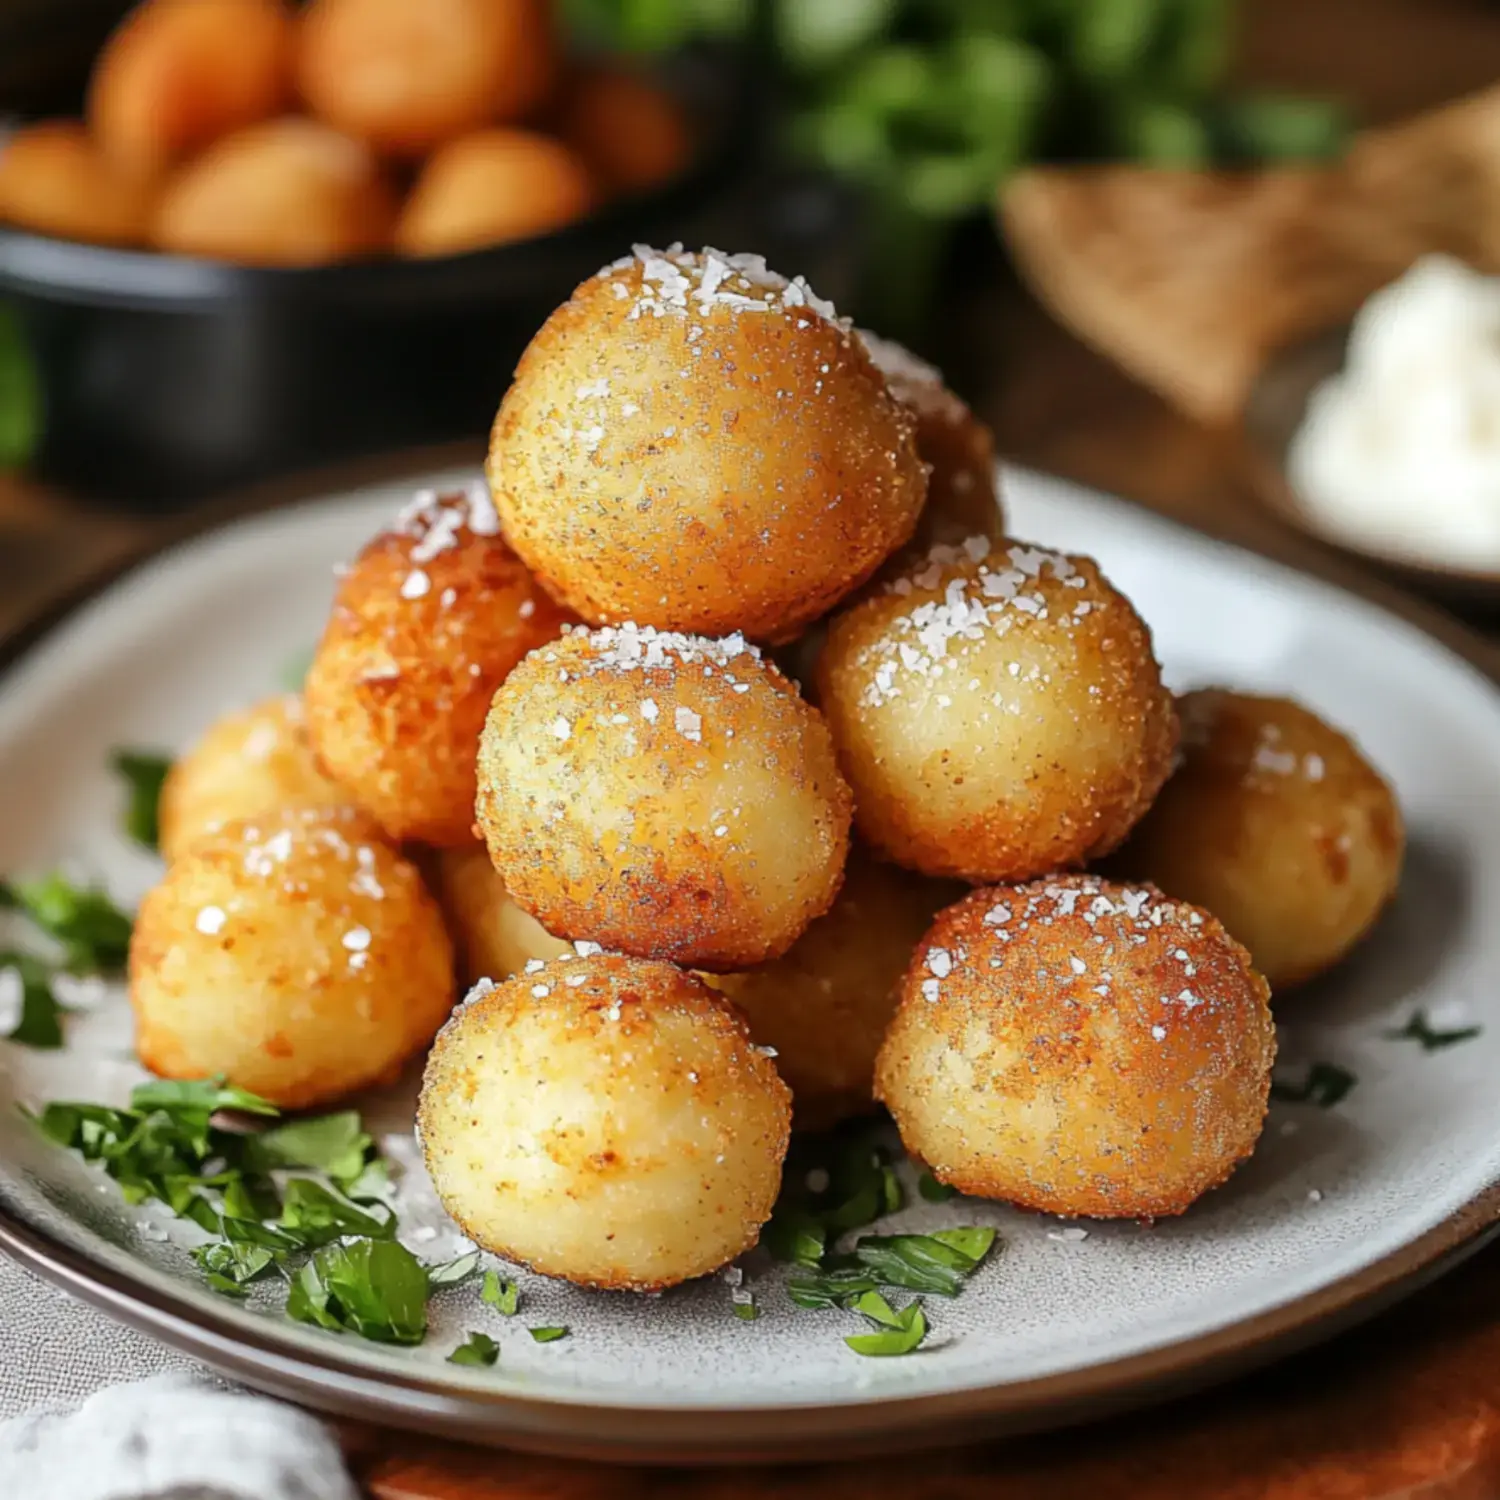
{"left": 5, "top": 451, "right": 1500, "bottom": 1462}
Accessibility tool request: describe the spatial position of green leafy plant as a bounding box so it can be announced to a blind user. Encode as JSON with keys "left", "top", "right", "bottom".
{"left": 563, "top": 0, "right": 1347, "bottom": 328}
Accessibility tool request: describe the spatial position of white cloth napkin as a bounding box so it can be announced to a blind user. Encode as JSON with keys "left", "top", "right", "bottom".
{"left": 0, "top": 1373, "right": 359, "bottom": 1500}
{"left": 0, "top": 1256, "right": 357, "bottom": 1500}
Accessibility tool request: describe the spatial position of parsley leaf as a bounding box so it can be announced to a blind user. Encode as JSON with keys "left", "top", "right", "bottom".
{"left": 731, "top": 1297, "right": 760, "bottom": 1321}
{"left": 7, "top": 874, "right": 132, "bottom": 972}
{"left": 917, "top": 1171, "right": 957, "bottom": 1203}
{"left": 112, "top": 751, "right": 172, "bottom": 850}
{"left": 481, "top": 1271, "right": 519, "bottom": 1316}
{"left": 449, "top": 1331, "right": 499, "bottom": 1367}
{"left": 427, "top": 1252, "right": 480, "bottom": 1288}
{"left": 852, "top": 1227, "right": 996, "bottom": 1296}
{"left": 192, "top": 1240, "right": 278, "bottom": 1297}
{"left": 286, "top": 1238, "right": 429, "bottom": 1345}
{"left": 1383, "top": 1011, "right": 1482, "bottom": 1052}
{"left": 245, "top": 1111, "right": 372, "bottom": 1185}
{"left": 845, "top": 1299, "right": 926, "bottom": 1357}
{"left": 762, "top": 1213, "right": 827, "bottom": 1267}
{"left": 130, "top": 1078, "right": 279, "bottom": 1118}
{"left": 1270, "top": 1061, "right": 1356, "bottom": 1107}
{"left": 765, "top": 1123, "right": 902, "bottom": 1263}
{"left": 278, "top": 1178, "right": 396, "bottom": 1248}
{"left": 0, "top": 951, "right": 63, "bottom": 1048}
{"left": 528, "top": 1326, "right": 568, "bottom": 1343}
{"left": 786, "top": 1262, "right": 881, "bottom": 1310}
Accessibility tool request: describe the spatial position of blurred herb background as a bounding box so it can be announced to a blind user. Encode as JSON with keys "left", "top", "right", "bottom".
{"left": 0, "top": 306, "right": 39, "bottom": 472}
{"left": 565, "top": 0, "right": 1348, "bottom": 328}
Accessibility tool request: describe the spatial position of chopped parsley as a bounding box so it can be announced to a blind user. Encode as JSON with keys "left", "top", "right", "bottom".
{"left": 845, "top": 1296, "right": 927, "bottom": 1357}
{"left": 1383, "top": 1010, "right": 1482, "bottom": 1052}
{"left": 1270, "top": 1061, "right": 1357, "bottom": 1107}
{"left": 482, "top": 1271, "right": 519, "bottom": 1316}
{"left": 287, "top": 1238, "right": 430, "bottom": 1345}
{"left": 917, "top": 1171, "right": 957, "bottom": 1202}
{"left": 2, "top": 873, "right": 132, "bottom": 973}
{"left": 851, "top": 1227, "right": 997, "bottom": 1296}
{"left": 731, "top": 1297, "right": 760, "bottom": 1321}
{"left": 449, "top": 1331, "right": 500, "bottom": 1367}
{"left": 0, "top": 952, "right": 63, "bottom": 1049}
{"left": 428, "top": 1252, "right": 481, "bottom": 1289}
{"left": 764, "top": 1123, "right": 903, "bottom": 1264}
{"left": 112, "top": 751, "right": 172, "bottom": 850}
{"left": 528, "top": 1326, "right": 569, "bottom": 1343}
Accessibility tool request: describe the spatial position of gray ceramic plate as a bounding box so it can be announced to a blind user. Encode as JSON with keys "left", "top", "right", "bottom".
{"left": 2, "top": 465, "right": 1499, "bottom": 1464}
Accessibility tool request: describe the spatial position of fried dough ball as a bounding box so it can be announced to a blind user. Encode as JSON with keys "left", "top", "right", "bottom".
{"left": 433, "top": 842, "right": 572, "bottom": 986}
{"left": 88, "top": 0, "right": 294, "bottom": 173}
{"left": 1112, "top": 689, "right": 1404, "bottom": 989}
{"left": 876, "top": 875, "right": 1274, "bottom": 1218}
{"left": 418, "top": 954, "right": 791, "bottom": 1290}
{"left": 151, "top": 118, "right": 394, "bottom": 265}
{"left": 860, "top": 332, "right": 1004, "bottom": 551}
{"left": 297, "top": 0, "right": 558, "bottom": 158}
{"left": 158, "top": 694, "right": 345, "bottom": 862}
{"left": 304, "top": 484, "right": 573, "bottom": 848}
{"left": 560, "top": 66, "right": 690, "bottom": 195}
{"left": 489, "top": 245, "right": 927, "bottom": 641}
{"left": 130, "top": 806, "right": 454, "bottom": 1109}
{"left": 713, "top": 849, "right": 961, "bottom": 1132}
{"left": 476, "top": 623, "right": 852, "bottom": 970}
{"left": 395, "top": 130, "right": 593, "bottom": 257}
{"left": 818, "top": 537, "right": 1178, "bottom": 882}
{"left": 0, "top": 122, "right": 153, "bottom": 246}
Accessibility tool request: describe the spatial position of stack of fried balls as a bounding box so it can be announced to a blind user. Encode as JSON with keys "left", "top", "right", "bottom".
{"left": 129, "top": 246, "right": 1405, "bottom": 1292}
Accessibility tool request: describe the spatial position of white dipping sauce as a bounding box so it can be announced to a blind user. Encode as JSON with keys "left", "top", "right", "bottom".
{"left": 1288, "top": 255, "right": 1500, "bottom": 569}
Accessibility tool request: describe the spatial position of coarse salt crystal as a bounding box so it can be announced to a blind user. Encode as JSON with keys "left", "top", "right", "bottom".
{"left": 674, "top": 706, "right": 702, "bottom": 742}
{"left": 1047, "top": 1227, "right": 1089, "bottom": 1243}
{"left": 401, "top": 569, "right": 430, "bottom": 600}
{"left": 196, "top": 906, "right": 227, "bottom": 935}
{"left": 342, "top": 927, "right": 371, "bottom": 952}
{"left": 921, "top": 978, "right": 941, "bottom": 1003}
{"left": 927, "top": 947, "right": 953, "bottom": 978}
{"left": 550, "top": 716, "right": 572, "bottom": 741}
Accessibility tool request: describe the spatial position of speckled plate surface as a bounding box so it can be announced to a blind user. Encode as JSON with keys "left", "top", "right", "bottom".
{"left": 2, "top": 464, "right": 1500, "bottom": 1464}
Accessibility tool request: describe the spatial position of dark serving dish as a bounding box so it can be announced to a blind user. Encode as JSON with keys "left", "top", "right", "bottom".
{"left": 0, "top": 1, "right": 784, "bottom": 506}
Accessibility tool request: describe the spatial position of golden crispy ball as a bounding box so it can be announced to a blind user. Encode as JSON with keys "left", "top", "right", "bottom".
{"left": 418, "top": 954, "right": 791, "bottom": 1290}
{"left": 304, "top": 484, "right": 574, "bottom": 848}
{"left": 395, "top": 130, "right": 593, "bottom": 257}
{"left": 818, "top": 537, "right": 1178, "bottom": 882}
{"left": 560, "top": 66, "right": 690, "bottom": 195}
{"left": 151, "top": 117, "right": 394, "bottom": 265}
{"left": 88, "top": 0, "right": 293, "bottom": 173}
{"left": 860, "top": 331, "right": 1004, "bottom": 551}
{"left": 1112, "top": 689, "right": 1404, "bottom": 989}
{"left": 129, "top": 806, "right": 454, "bottom": 1109}
{"left": 297, "top": 0, "right": 557, "bottom": 157}
{"left": 158, "top": 694, "right": 345, "bottom": 862}
{"left": 488, "top": 245, "right": 927, "bottom": 641}
{"left": 432, "top": 842, "right": 572, "bottom": 986}
{"left": 0, "top": 122, "right": 154, "bottom": 246}
{"left": 714, "top": 849, "right": 961, "bottom": 1132}
{"left": 476, "top": 623, "right": 852, "bottom": 969}
{"left": 876, "top": 875, "right": 1274, "bottom": 1218}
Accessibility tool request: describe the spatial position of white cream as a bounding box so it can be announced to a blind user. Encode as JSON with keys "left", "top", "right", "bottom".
{"left": 1288, "top": 255, "right": 1500, "bottom": 569}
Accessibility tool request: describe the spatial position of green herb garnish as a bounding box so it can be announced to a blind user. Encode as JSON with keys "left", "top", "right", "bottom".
{"left": 428, "top": 1252, "right": 481, "bottom": 1289}
{"left": 731, "top": 1297, "right": 760, "bottom": 1321}
{"left": 845, "top": 1298, "right": 926, "bottom": 1357}
{"left": 277, "top": 1178, "right": 397, "bottom": 1248}
{"left": 850, "top": 1227, "right": 996, "bottom": 1297}
{"left": 0, "top": 952, "right": 63, "bottom": 1049}
{"left": 191, "top": 1240, "right": 279, "bottom": 1297}
{"left": 1383, "top": 1011, "right": 1482, "bottom": 1052}
{"left": 448, "top": 1331, "right": 500, "bottom": 1367}
{"left": 917, "top": 1171, "right": 956, "bottom": 1203}
{"left": 482, "top": 1271, "right": 519, "bottom": 1316}
{"left": 245, "top": 1110, "right": 372, "bottom": 1186}
{"left": 1270, "top": 1062, "right": 1356, "bottom": 1108}
{"left": 111, "top": 751, "right": 172, "bottom": 850}
{"left": 286, "top": 1238, "right": 430, "bottom": 1345}
{"left": 528, "top": 1326, "right": 569, "bottom": 1344}
{"left": 2, "top": 874, "right": 132, "bottom": 973}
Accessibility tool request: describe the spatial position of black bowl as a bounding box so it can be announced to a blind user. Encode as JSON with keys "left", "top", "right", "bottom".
{"left": 0, "top": 5, "right": 782, "bottom": 505}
